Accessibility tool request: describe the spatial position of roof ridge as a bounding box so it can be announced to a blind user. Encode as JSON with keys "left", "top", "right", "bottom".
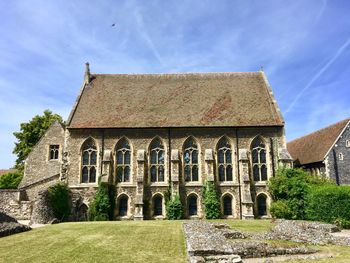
{"left": 288, "top": 118, "right": 350, "bottom": 143}
{"left": 92, "top": 71, "right": 261, "bottom": 77}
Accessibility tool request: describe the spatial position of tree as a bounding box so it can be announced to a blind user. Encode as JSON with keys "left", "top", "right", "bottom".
{"left": 203, "top": 181, "right": 221, "bottom": 219}
{"left": 0, "top": 172, "right": 23, "bottom": 189}
{"left": 269, "top": 168, "right": 333, "bottom": 220}
{"left": 13, "top": 110, "right": 63, "bottom": 171}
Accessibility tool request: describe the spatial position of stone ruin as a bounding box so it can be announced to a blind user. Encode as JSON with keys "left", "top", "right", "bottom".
{"left": 30, "top": 190, "right": 57, "bottom": 225}
{"left": 0, "top": 211, "right": 31, "bottom": 238}
{"left": 183, "top": 220, "right": 350, "bottom": 263}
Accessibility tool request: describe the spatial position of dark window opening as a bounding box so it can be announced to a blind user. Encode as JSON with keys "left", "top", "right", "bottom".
{"left": 223, "top": 195, "right": 232, "bottom": 216}
{"left": 153, "top": 196, "right": 163, "bottom": 216}
{"left": 257, "top": 195, "right": 267, "bottom": 216}
{"left": 49, "top": 145, "right": 59, "bottom": 160}
{"left": 188, "top": 195, "right": 198, "bottom": 216}
{"left": 119, "top": 196, "right": 128, "bottom": 216}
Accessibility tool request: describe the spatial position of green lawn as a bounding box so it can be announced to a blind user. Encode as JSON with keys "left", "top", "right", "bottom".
{"left": 0, "top": 220, "right": 350, "bottom": 263}
{"left": 0, "top": 221, "right": 187, "bottom": 263}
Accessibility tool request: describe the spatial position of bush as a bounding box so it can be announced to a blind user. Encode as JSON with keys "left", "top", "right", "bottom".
{"left": 0, "top": 172, "right": 23, "bottom": 189}
{"left": 89, "top": 182, "right": 115, "bottom": 221}
{"left": 166, "top": 195, "right": 183, "bottom": 220}
{"left": 270, "top": 200, "right": 294, "bottom": 219}
{"left": 306, "top": 185, "right": 350, "bottom": 227}
{"left": 268, "top": 168, "right": 333, "bottom": 219}
{"left": 47, "top": 183, "right": 71, "bottom": 221}
{"left": 203, "top": 181, "right": 220, "bottom": 219}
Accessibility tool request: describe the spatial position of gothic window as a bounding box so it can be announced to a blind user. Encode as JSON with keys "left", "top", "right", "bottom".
{"left": 188, "top": 194, "right": 198, "bottom": 216}
{"left": 81, "top": 138, "right": 97, "bottom": 183}
{"left": 49, "top": 145, "right": 59, "bottom": 160}
{"left": 223, "top": 195, "right": 233, "bottom": 216}
{"left": 184, "top": 137, "right": 199, "bottom": 182}
{"left": 149, "top": 138, "right": 165, "bottom": 182}
{"left": 346, "top": 140, "right": 350, "bottom": 148}
{"left": 217, "top": 137, "right": 233, "bottom": 181}
{"left": 251, "top": 137, "right": 267, "bottom": 181}
{"left": 116, "top": 138, "right": 131, "bottom": 183}
{"left": 119, "top": 195, "right": 128, "bottom": 216}
{"left": 257, "top": 194, "right": 267, "bottom": 216}
{"left": 339, "top": 153, "right": 344, "bottom": 160}
{"left": 153, "top": 195, "right": 163, "bottom": 216}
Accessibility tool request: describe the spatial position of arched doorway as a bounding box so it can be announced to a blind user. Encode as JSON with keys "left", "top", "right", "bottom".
{"left": 223, "top": 195, "right": 233, "bottom": 216}
{"left": 153, "top": 195, "right": 163, "bottom": 216}
{"left": 257, "top": 194, "right": 267, "bottom": 216}
{"left": 119, "top": 195, "right": 128, "bottom": 217}
{"left": 77, "top": 203, "right": 88, "bottom": 221}
{"left": 188, "top": 195, "right": 198, "bottom": 216}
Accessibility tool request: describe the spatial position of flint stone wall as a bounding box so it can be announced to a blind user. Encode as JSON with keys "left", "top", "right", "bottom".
{"left": 30, "top": 190, "right": 56, "bottom": 224}
{"left": 0, "top": 190, "right": 32, "bottom": 220}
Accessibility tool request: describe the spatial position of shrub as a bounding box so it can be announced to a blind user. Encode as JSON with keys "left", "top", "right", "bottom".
{"left": 166, "top": 195, "right": 183, "bottom": 220}
{"left": 0, "top": 172, "right": 23, "bottom": 189}
{"left": 89, "top": 182, "right": 115, "bottom": 221}
{"left": 47, "top": 183, "right": 71, "bottom": 221}
{"left": 270, "top": 200, "right": 294, "bottom": 219}
{"left": 306, "top": 185, "right": 350, "bottom": 227}
{"left": 268, "top": 168, "right": 333, "bottom": 219}
{"left": 203, "top": 181, "right": 220, "bottom": 219}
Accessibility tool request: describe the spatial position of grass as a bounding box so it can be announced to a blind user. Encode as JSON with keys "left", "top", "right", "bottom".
{"left": 0, "top": 221, "right": 186, "bottom": 263}
{"left": 1, "top": 220, "right": 350, "bottom": 263}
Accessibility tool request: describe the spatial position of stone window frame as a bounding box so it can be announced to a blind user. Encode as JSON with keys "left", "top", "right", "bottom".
{"left": 115, "top": 137, "right": 132, "bottom": 184}
{"left": 256, "top": 192, "right": 269, "bottom": 217}
{"left": 187, "top": 192, "right": 199, "bottom": 218}
{"left": 221, "top": 192, "right": 235, "bottom": 218}
{"left": 183, "top": 136, "right": 201, "bottom": 183}
{"left": 148, "top": 136, "right": 167, "bottom": 184}
{"left": 151, "top": 192, "right": 165, "bottom": 218}
{"left": 116, "top": 193, "right": 130, "bottom": 218}
{"left": 346, "top": 140, "right": 350, "bottom": 148}
{"left": 48, "top": 144, "right": 60, "bottom": 161}
{"left": 80, "top": 137, "right": 99, "bottom": 184}
{"left": 216, "top": 136, "right": 234, "bottom": 182}
{"left": 250, "top": 135, "right": 268, "bottom": 182}
{"left": 339, "top": 152, "right": 344, "bottom": 161}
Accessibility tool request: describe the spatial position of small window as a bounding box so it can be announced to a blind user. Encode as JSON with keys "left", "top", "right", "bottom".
{"left": 339, "top": 153, "right": 344, "bottom": 161}
{"left": 346, "top": 140, "right": 350, "bottom": 148}
{"left": 49, "top": 145, "right": 59, "bottom": 160}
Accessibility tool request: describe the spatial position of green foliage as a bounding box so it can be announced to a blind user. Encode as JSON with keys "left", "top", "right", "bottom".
{"left": 203, "top": 181, "right": 221, "bottom": 219}
{"left": 0, "top": 172, "right": 23, "bottom": 189}
{"left": 270, "top": 200, "right": 294, "bottom": 219}
{"left": 47, "top": 183, "right": 71, "bottom": 221}
{"left": 89, "top": 182, "right": 115, "bottom": 221}
{"left": 166, "top": 195, "right": 183, "bottom": 220}
{"left": 268, "top": 168, "right": 333, "bottom": 220}
{"left": 306, "top": 185, "right": 350, "bottom": 228}
{"left": 13, "top": 110, "right": 63, "bottom": 171}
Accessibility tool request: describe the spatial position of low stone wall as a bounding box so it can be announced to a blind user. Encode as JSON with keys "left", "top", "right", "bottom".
{"left": 0, "top": 190, "right": 32, "bottom": 220}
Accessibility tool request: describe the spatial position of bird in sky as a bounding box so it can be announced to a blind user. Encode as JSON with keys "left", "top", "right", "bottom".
{"left": 111, "top": 23, "right": 116, "bottom": 27}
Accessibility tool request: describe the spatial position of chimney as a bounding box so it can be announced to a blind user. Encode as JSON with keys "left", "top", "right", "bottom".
{"left": 84, "top": 62, "right": 91, "bottom": 84}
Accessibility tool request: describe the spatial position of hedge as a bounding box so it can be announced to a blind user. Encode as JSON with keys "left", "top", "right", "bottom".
{"left": 0, "top": 172, "right": 23, "bottom": 189}
{"left": 166, "top": 195, "right": 183, "bottom": 220}
{"left": 47, "top": 183, "right": 71, "bottom": 221}
{"left": 306, "top": 185, "right": 350, "bottom": 228}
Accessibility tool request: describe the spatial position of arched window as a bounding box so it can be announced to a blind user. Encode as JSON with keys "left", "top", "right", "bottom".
{"left": 217, "top": 137, "right": 233, "bottom": 181}
{"left": 251, "top": 137, "right": 267, "bottom": 181}
{"left": 257, "top": 194, "right": 267, "bottom": 216}
{"left": 188, "top": 195, "right": 198, "bottom": 216}
{"left": 119, "top": 195, "right": 128, "bottom": 216}
{"left": 183, "top": 137, "right": 199, "bottom": 182}
{"left": 81, "top": 138, "right": 97, "bottom": 183}
{"left": 149, "top": 138, "right": 165, "bottom": 182}
{"left": 223, "top": 195, "right": 233, "bottom": 216}
{"left": 116, "top": 138, "right": 131, "bottom": 182}
{"left": 153, "top": 195, "right": 163, "bottom": 216}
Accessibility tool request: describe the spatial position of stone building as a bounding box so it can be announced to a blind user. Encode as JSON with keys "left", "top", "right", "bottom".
{"left": 12, "top": 64, "right": 292, "bottom": 220}
{"left": 287, "top": 118, "right": 350, "bottom": 184}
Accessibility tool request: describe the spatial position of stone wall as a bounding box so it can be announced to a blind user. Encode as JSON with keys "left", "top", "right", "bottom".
{"left": 0, "top": 190, "right": 32, "bottom": 220}
{"left": 325, "top": 122, "right": 350, "bottom": 184}
{"left": 65, "top": 126, "right": 286, "bottom": 219}
{"left": 21, "top": 121, "right": 65, "bottom": 189}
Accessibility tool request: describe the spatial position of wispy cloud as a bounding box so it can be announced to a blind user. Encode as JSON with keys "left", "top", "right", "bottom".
{"left": 285, "top": 37, "right": 350, "bottom": 113}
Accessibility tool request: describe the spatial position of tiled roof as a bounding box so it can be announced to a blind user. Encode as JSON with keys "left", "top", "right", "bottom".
{"left": 0, "top": 169, "right": 18, "bottom": 176}
{"left": 287, "top": 118, "right": 350, "bottom": 165}
{"left": 67, "top": 71, "right": 284, "bottom": 128}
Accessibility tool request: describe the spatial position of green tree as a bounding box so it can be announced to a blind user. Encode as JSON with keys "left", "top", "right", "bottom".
{"left": 269, "top": 168, "right": 333, "bottom": 219}
{"left": 47, "top": 183, "right": 71, "bottom": 221}
{"left": 0, "top": 172, "right": 23, "bottom": 189}
{"left": 166, "top": 195, "right": 183, "bottom": 220}
{"left": 203, "top": 181, "right": 221, "bottom": 219}
{"left": 89, "top": 182, "right": 115, "bottom": 221}
{"left": 13, "top": 110, "right": 63, "bottom": 171}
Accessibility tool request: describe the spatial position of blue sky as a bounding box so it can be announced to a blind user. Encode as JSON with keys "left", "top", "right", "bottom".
{"left": 0, "top": 0, "right": 349, "bottom": 168}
